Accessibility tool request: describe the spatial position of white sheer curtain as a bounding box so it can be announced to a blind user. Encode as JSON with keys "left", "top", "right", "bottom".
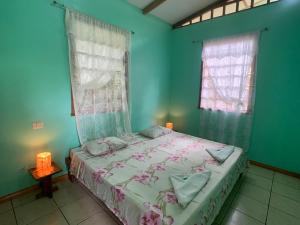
{"left": 65, "top": 9, "right": 131, "bottom": 144}
{"left": 199, "top": 33, "right": 259, "bottom": 150}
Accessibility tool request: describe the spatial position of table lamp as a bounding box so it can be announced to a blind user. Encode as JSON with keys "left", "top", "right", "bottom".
{"left": 36, "top": 152, "right": 52, "bottom": 171}
{"left": 165, "top": 122, "right": 174, "bottom": 130}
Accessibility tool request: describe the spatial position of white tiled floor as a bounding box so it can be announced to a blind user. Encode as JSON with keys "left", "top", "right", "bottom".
{"left": 0, "top": 164, "right": 300, "bottom": 225}
{"left": 213, "top": 164, "right": 300, "bottom": 225}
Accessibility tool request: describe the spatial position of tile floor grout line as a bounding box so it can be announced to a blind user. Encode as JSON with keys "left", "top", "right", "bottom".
{"left": 52, "top": 197, "right": 71, "bottom": 225}
{"left": 232, "top": 207, "right": 266, "bottom": 224}
{"left": 221, "top": 170, "right": 267, "bottom": 225}
{"left": 216, "top": 172, "right": 245, "bottom": 225}
{"left": 244, "top": 182, "right": 272, "bottom": 192}
{"left": 226, "top": 169, "right": 272, "bottom": 225}
{"left": 13, "top": 199, "right": 37, "bottom": 209}
{"left": 245, "top": 173, "right": 300, "bottom": 204}
{"left": 264, "top": 172, "right": 275, "bottom": 225}
{"left": 247, "top": 170, "right": 274, "bottom": 180}
{"left": 273, "top": 192, "right": 300, "bottom": 204}
{"left": 11, "top": 190, "right": 47, "bottom": 209}
{"left": 18, "top": 199, "right": 59, "bottom": 225}
{"left": 75, "top": 211, "right": 103, "bottom": 225}
{"left": 11, "top": 199, "right": 19, "bottom": 225}
{"left": 243, "top": 172, "right": 273, "bottom": 192}
{"left": 24, "top": 209, "right": 56, "bottom": 225}
{"left": 268, "top": 203, "right": 300, "bottom": 219}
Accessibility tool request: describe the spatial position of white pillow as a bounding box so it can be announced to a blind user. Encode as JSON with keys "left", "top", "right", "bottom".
{"left": 83, "top": 137, "right": 128, "bottom": 156}
{"left": 140, "top": 125, "right": 172, "bottom": 139}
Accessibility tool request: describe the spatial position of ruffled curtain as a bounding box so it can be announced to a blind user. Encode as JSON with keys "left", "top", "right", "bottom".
{"left": 65, "top": 9, "right": 131, "bottom": 144}
{"left": 199, "top": 33, "right": 259, "bottom": 150}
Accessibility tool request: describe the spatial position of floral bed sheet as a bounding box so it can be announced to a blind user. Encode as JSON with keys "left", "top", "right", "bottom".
{"left": 70, "top": 132, "right": 246, "bottom": 225}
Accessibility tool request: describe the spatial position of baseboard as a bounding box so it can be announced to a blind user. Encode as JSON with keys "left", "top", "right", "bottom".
{"left": 0, "top": 174, "right": 68, "bottom": 204}
{"left": 249, "top": 160, "right": 300, "bottom": 179}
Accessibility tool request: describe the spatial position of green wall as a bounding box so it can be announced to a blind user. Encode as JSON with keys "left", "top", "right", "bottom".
{"left": 169, "top": 0, "right": 300, "bottom": 174}
{"left": 0, "top": 0, "right": 171, "bottom": 196}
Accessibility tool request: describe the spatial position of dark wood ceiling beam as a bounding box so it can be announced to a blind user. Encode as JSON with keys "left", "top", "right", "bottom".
{"left": 143, "top": 0, "right": 167, "bottom": 14}
{"left": 173, "top": 0, "right": 228, "bottom": 28}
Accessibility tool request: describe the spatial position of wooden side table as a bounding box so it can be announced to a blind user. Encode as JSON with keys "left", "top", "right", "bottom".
{"left": 29, "top": 162, "right": 62, "bottom": 198}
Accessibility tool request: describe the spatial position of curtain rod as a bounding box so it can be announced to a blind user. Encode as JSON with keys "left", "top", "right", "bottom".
{"left": 192, "top": 27, "right": 269, "bottom": 44}
{"left": 51, "top": 1, "right": 135, "bottom": 35}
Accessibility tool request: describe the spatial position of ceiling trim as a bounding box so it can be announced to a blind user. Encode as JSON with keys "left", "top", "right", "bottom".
{"left": 173, "top": 0, "right": 228, "bottom": 28}
{"left": 143, "top": 0, "right": 167, "bottom": 15}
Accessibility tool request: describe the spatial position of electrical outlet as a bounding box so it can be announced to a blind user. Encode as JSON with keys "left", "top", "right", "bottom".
{"left": 32, "top": 121, "right": 44, "bottom": 130}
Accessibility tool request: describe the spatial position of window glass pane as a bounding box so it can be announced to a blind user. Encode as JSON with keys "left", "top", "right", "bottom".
{"left": 225, "top": 3, "right": 237, "bottom": 15}
{"left": 200, "top": 35, "right": 257, "bottom": 113}
{"left": 182, "top": 21, "right": 190, "bottom": 27}
{"left": 202, "top": 11, "right": 211, "bottom": 21}
{"left": 254, "top": 0, "right": 268, "bottom": 7}
{"left": 192, "top": 16, "right": 200, "bottom": 24}
{"left": 213, "top": 7, "right": 223, "bottom": 18}
{"left": 239, "top": 0, "right": 251, "bottom": 11}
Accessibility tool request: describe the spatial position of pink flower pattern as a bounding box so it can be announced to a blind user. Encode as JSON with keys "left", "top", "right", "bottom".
{"left": 163, "top": 216, "right": 174, "bottom": 225}
{"left": 132, "top": 153, "right": 146, "bottom": 161}
{"left": 163, "top": 192, "right": 178, "bottom": 204}
{"left": 152, "top": 163, "right": 166, "bottom": 172}
{"left": 78, "top": 134, "right": 242, "bottom": 225}
{"left": 140, "top": 203, "right": 163, "bottom": 225}
{"left": 133, "top": 172, "right": 151, "bottom": 185}
{"left": 205, "top": 158, "right": 219, "bottom": 165}
{"left": 140, "top": 210, "right": 162, "bottom": 225}
{"left": 112, "top": 207, "right": 120, "bottom": 216}
{"left": 101, "top": 150, "right": 116, "bottom": 158}
{"left": 193, "top": 165, "right": 205, "bottom": 173}
{"left": 111, "top": 185, "right": 125, "bottom": 202}
{"left": 140, "top": 203, "right": 174, "bottom": 225}
{"left": 92, "top": 168, "right": 112, "bottom": 183}
{"left": 112, "top": 161, "right": 125, "bottom": 168}
{"left": 167, "top": 154, "right": 181, "bottom": 162}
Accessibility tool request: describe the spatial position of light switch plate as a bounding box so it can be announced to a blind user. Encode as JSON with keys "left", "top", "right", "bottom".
{"left": 32, "top": 121, "right": 44, "bottom": 130}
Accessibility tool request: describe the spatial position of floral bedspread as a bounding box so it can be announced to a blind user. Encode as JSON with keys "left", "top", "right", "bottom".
{"left": 70, "top": 132, "right": 246, "bottom": 225}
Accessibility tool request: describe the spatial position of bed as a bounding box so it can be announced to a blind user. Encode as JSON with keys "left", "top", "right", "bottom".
{"left": 69, "top": 131, "right": 247, "bottom": 225}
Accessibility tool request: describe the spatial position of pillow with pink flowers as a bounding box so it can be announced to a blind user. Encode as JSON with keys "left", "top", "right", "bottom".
{"left": 140, "top": 125, "right": 172, "bottom": 139}
{"left": 83, "top": 137, "right": 128, "bottom": 156}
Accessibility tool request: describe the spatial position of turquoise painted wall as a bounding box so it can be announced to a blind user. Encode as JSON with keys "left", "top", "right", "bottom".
{"left": 169, "top": 1, "right": 300, "bottom": 173}
{"left": 1, "top": 0, "right": 299, "bottom": 197}
{"left": 0, "top": 0, "right": 171, "bottom": 196}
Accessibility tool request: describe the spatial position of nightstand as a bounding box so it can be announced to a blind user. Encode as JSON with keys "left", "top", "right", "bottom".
{"left": 29, "top": 162, "right": 62, "bottom": 198}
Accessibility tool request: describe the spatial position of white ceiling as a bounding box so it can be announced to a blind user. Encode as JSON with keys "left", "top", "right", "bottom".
{"left": 128, "top": 0, "right": 218, "bottom": 24}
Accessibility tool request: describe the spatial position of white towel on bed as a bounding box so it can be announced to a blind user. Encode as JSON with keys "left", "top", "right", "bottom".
{"left": 170, "top": 170, "right": 211, "bottom": 208}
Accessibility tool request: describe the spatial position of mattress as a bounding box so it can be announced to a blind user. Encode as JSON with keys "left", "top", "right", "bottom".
{"left": 70, "top": 132, "right": 247, "bottom": 225}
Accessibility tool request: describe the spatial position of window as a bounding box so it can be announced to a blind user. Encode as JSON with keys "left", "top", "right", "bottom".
{"left": 66, "top": 9, "right": 131, "bottom": 142}
{"left": 73, "top": 40, "right": 128, "bottom": 115}
{"left": 176, "top": 0, "right": 281, "bottom": 28}
{"left": 199, "top": 33, "right": 258, "bottom": 113}
{"left": 70, "top": 46, "right": 128, "bottom": 116}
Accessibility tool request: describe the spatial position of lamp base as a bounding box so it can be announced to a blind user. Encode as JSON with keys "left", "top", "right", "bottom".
{"left": 36, "top": 176, "right": 58, "bottom": 199}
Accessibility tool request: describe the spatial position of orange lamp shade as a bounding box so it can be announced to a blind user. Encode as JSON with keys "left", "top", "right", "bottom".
{"left": 36, "top": 152, "right": 52, "bottom": 170}
{"left": 165, "top": 122, "right": 174, "bottom": 130}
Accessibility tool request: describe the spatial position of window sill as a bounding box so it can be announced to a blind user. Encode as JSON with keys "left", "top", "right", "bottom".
{"left": 198, "top": 107, "right": 251, "bottom": 115}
